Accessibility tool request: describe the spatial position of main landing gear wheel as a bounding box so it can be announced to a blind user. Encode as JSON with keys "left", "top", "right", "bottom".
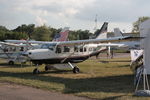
{"left": 8, "top": 61, "right": 14, "bottom": 65}
{"left": 33, "top": 68, "right": 40, "bottom": 74}
{"left": 45, "top": 66, "right": 49, "bottom": 71}
{"left": 73, "top": 66, "right": 80, "bottom": 73}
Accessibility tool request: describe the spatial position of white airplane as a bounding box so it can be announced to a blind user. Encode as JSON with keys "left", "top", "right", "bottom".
{"left": 20, "top": 22, "right": 110, "bottom": 73}
{"left": 4, "top": 23, "right": 108, "bottom": 66}
{"left": 22, "top": 32, "right": 142, "bottom": 74}
{"left": 0, "top": 42, "right": 29, "bottom": 65}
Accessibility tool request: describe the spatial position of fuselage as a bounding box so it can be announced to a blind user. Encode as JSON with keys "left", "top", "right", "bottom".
{"left": 25, "top": 43, "right": 106, "bottom": 65}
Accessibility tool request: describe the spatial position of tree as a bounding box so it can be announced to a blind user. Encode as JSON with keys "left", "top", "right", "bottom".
{"left": 13, "top": 24, "right": 35, "bottom": 39}
{"left": 132, "top": 16, "right": 150, "bottom": 33}
{"left": 32, "top": 25, "right": 51, "bottom": 41}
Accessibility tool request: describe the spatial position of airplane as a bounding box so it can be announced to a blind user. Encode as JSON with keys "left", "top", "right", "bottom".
{"left": 19, "top": 22, "right": 110, "bottom": 72}
{"left": 113, "top": 28, "right": 140, "bottom": 49}
{"left": 21, "top": 33, "right": 142, "bottom": 74}
{"left": 0, "top": 27, "right": 70, "bottom": 65}
{"left": 0, "top": 42, "right": 29, "bottom": 65}
{"left": 4, "top": 23, "right": 109, "bottom": 66}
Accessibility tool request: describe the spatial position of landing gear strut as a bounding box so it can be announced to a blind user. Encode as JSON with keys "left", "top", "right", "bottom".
{"left": 68, "top": 62, "right": 80, "bottom": 73}
{"left": 33, "top": 64, "right": 40, "bottom": 74}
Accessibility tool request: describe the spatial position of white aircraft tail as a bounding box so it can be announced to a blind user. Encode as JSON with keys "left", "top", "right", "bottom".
{"left": 95, "top": 22, "right": 108, "bottom": 39}
{"left": 114, "top": 28, "right": 124, "bottom": 37}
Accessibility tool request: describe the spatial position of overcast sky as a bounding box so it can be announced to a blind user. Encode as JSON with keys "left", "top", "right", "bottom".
{"left": 0, "top": 0, "right": 150, "bottom": 32}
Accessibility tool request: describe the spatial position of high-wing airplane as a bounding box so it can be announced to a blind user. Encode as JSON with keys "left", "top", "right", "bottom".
{"left": 18, "top": 22, "right": 109, "bottom": 73}
{"left": 0, "top": 27, "right": 70, "bottom": 65}
{"left": 0, "top": 42, "right": 30, "bottom": 65}
{"left": 22, "top": 33, "right": 142, "bottom": 74}
{"left": 4, "top": 23, "right": 108, "bottom": 66}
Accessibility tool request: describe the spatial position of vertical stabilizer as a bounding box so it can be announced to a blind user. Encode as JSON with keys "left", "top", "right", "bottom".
{"left": 114, "top": 28, "right": 124, "bottom": 37}
{"left": 95, "top": 22, "right": 108, "bottom": 39}
{"left": 53, "top": 27, "right": 70, "bottom": 41}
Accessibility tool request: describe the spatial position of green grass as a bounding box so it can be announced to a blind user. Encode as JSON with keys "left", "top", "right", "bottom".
{"left": 0, "top": 58, "right": 149, "bottom": 100}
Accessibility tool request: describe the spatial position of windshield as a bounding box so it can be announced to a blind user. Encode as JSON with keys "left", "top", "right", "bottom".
{"left": 41, "top": 43, "right": 56, "bottom": 50}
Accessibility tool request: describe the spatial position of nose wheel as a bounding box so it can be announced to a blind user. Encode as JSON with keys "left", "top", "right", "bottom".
{"left": 33, "top": 64, "right": 40, "bottom": 74}
{"left": 33, "top": 68, "right": 40, "bottom": 74}
{"left": 45, "top": 65, "right": 49, "bottom": 71}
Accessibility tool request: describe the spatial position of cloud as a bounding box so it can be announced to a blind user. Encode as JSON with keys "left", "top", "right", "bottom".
{"left": 0, "top": 0, "right": 150, "bottom": 32}
{"left": 35, "top": 16, "right": 47, "bottom": 26}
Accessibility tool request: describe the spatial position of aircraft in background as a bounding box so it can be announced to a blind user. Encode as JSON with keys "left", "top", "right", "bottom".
{"left": 113, "top": 28, "right": 140, "bottom": 49}
{"left": 0, "top": 27, "right": 70, "bottom": 65}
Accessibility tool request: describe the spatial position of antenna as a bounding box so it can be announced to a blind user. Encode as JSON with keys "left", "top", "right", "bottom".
{"left": 94, "top": 14, "right": 98, "bottom": 30}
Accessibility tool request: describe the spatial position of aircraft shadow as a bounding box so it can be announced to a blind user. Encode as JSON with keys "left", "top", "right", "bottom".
{"left": 0, "top": 63, "right": 31, "bottom": 68}
{"left": 0, "top": 70, "right": 136, "bottom": 94}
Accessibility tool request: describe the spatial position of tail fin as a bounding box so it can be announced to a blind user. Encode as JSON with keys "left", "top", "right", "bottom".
{"left": 53, "top": 27, "right": 70, "bottom": 41}
{"left": 95, "top": 22, "right": 108, "bottom": 39}
{"left": 114, "top": 28, "right": 124, "bottom": 37}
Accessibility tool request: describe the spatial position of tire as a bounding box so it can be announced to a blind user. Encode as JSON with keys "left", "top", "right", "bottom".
{"left": 8, "top": 61, "right": 14, "bottom": 65}
{"left": 73, "top": 67, "right": 80, "bottom": 73}
{"left": 45, "top": 66, "right": 49, "bottom": 71}
{"left": 33, "top": 68, "right": 40, "bottom": 74}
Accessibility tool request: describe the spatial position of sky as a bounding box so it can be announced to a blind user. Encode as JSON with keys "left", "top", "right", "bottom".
{"left": 0, "top": 0, "right": 150, "bottom": 33}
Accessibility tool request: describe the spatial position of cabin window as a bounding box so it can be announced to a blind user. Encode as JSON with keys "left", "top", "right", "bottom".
{"left": 20, "top": 47, "right": 24, "bottom": 51}
{"left": 84, "top": 47, "right": 87, "bottom": 52}
{"left": 74, "top": 46, "right": 78, "bottom": 52}
{"left": 89, "top": 48, "right": 93, "bottom": 51}
{"left": 80, "top": 48, "right": 83, "bottom": 52}
{"left": 56, "top": 46, "right": 61, "bottom": 53}
{"left": 63, "top": 46, "right": 70, "bottom": 52}
{"left": 48, "top": 46, "right": 54, "bottom": 51}
{"left": 93, "top": 47, "right": 97, "bottom": 51}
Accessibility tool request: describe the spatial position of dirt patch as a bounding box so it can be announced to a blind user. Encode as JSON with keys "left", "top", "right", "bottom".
{"left": 0, "top": 82, "right": 93, "bottom": 100}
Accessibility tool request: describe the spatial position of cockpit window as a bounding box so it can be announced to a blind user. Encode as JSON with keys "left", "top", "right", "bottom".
{"left": 41, "top": 43, "right": 56, "bottom": 50}
{"left": 56, "top": 46, "right": 61, "bottom": 53}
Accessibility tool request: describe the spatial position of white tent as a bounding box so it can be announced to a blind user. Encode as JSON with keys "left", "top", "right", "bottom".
{"left": 139, "top": 19, "right": 150, "bottom": 74}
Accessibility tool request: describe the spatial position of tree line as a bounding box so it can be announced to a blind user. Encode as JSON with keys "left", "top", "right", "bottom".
{"left": 0, "top": 24, "right": 93, "bottom": 41}
{"left": 0, "top": 17, "right": 149, "bottom": 41}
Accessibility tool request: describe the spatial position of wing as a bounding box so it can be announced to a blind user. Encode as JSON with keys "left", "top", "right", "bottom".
{"left": 58, "top": 36, "right": 143, "bottom": 46}
{"left": 5, "top": 36, "right": 143, "bottom": 46}
{"left": 0, "top": 41, "right": 20, "bottom": 47}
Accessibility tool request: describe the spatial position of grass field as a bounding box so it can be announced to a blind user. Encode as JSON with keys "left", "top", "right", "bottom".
{"left": 0, "top": 57, "right": 149, "bottom": 100}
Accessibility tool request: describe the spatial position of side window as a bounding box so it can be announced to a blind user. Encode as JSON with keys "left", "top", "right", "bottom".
{"left": 63, "top": 46, "right": 70, "bottom": 52}
{"left": 48, "top": 46, "right": 54, "bottom": 51}
{"left": 84, "top": 47, "right": 87, "bottom": 52}
{"left": 20, "top": 47, "right": 24, "bottom": 51}
{"left": 80, "top": 48, "right": 83, "bottom": 52}
{"left": 74, "top": 46, "right": 78, "bottom": 52}
{"left": 56, "top": 46, "right": 61, "bottom": 53}
{"left": 89, "top": 48, "right": 92, "bottom": 52}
